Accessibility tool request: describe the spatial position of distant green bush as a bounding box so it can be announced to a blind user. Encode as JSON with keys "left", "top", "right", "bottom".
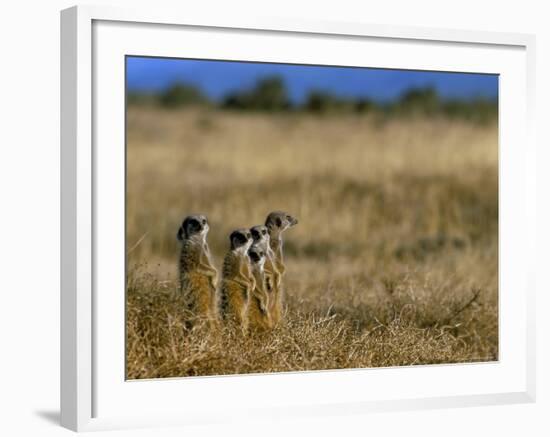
{"left": 305, "top": 90, "right": 369, "bottom": 114}
{"left": 159, "top": 83, "right": 210, "bottom": 108}
{"left": 355, "top": 98, "right": 374, "bottom": 114}
{"left": 127, "top": 76, "right": 497, "bottom": 123}
{"left": 222, "top": 76, "right": 291, "bottom": 111}
{"left": 394, "top": 87, "right": 440, "bottom": 115}
{"left": 383, "top": 86, "right": 497, "bottom": 123}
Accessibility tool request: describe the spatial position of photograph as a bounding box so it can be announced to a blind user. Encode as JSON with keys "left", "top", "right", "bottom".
{"left": 125, "top": 57, "right": 499, "bottom": 379}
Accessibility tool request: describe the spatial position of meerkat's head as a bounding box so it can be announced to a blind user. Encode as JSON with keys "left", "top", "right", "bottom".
{"left": 229, "top": 228, "right": 253, "bottom": 254}
{"left": 177, "top": 214, "right": 210, "bottom": 243}
{"left": 248, "top": 245, "right": 266, "bottom": 270}
{"left": 265, "top": 211, "right": 298, "bottom": 240}
{"left": 250, "top": 225, "right": 270, "bottom": 247}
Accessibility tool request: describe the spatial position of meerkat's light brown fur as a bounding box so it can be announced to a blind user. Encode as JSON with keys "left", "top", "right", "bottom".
{"left": 265, "top": 211, "right": 298, "bottom": 325}
{"left": 219, "top": 229, "right": 255, "bottom": 332}
{"left": 177, "top": 215, "right": 218, "bottom": 326}
{"left": 247, "top": 244, "right": 273, "bottom": 331}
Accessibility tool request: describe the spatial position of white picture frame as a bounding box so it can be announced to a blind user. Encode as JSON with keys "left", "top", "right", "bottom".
{"left": 60, "top": 5, "right": 536, "bottom": 432}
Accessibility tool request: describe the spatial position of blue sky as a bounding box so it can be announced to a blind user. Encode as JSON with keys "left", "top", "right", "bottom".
{"left": 126, "top": 56, "right": 498, "bottom": 103}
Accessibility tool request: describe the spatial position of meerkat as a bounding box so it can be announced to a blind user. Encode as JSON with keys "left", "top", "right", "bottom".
{"left": 247, "top": 244, "right": 272, "bottom": 331}
{"left": 176, "top": 214, "right": 218, "bottom": 326}
{"left": 264, "top": 211, "right": 298, "bottom": 325}
{"left": 250, "top": 225, "right": 282, "bottom": 293}
{"left": 219, "top": 228, "right": 255, "bottom": 332}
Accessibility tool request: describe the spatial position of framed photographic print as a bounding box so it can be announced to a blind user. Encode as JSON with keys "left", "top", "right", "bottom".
{"left": 60, "top": 5, "right": 536, "bottom": 432}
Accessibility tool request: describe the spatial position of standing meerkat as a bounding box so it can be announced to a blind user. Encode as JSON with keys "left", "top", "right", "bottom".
{"left": 247, "top": 244, "right": 272, "bottom": 331}
{"left": 219, "top": 228, "right": 255, "bottom": 332}
{"left": 176, "top": 214, "right": 218, "bottom": 326}
{"left": 250, "top": 225, "right": 281, "bottom": 293}
{"left": 264, "top": 211, "right": 298, "bottom": 325}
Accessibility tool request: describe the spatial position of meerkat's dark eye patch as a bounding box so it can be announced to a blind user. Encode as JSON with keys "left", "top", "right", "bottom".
{"left": 275, "top": 217, "right": 282, "bottom": 227}
{"left": 236, "top": 233, "right": 246, "bottom": 244}
{"left": 251, "top": 229, "right": 260, "bottom": 240}
{"left": 262, "top": 230, "right": 267, "bottom": 235}
{"left": 230, "top": 231, "right": 247, "bottom": 248}
{"left": 186, "top": 219, "right": 201, "bottom": 233}
{"left": 249, "top": 251, "right": 260, "bottom": 263}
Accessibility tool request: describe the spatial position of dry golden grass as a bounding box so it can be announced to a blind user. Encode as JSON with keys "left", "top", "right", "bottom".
{"left": 126, "top": 107, "right": 498, "bottom": 379}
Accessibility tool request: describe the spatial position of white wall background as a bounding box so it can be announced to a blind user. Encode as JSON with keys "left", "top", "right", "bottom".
{"left": 0, "top": 1, "right": 547, "bottom": 436}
